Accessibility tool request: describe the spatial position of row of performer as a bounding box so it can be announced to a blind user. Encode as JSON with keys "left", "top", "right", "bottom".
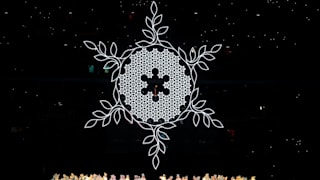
{"left": 51, "top": 173, "right": 256, "bottom": 180}
{"left": 159, "top": 174, "right": 256, "bottom": 180}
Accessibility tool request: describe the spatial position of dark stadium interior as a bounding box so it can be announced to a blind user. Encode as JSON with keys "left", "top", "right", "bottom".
{"left": 2, "top": 0, "right": 319, "bottom": 179}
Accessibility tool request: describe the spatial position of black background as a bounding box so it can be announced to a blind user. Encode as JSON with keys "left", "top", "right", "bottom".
{"left": 2, "top": 0, "right": 319, "bottom": 179}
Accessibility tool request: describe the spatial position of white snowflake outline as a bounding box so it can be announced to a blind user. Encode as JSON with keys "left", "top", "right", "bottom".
{"left": 83, "top": 1, "right": 223, "bottom": 170}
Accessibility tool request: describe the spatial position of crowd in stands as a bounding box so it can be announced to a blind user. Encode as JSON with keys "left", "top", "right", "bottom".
{"left": 51, "top": 172, "right": 256, "bottom": 180}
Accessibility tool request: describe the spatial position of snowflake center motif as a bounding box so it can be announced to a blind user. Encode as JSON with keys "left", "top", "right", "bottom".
{"left": 83, "top": 1, "right": 224, "bottom": 170}
{"left": 141, "top": 67, "right": 170, "bottom": 100}
{"left": 119, "top": 47, "right": 190, "bottom": 123}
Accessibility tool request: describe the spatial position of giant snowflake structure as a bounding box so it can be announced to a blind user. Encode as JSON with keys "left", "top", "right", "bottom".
{"left": 83, "top": 1, "right": 223, "bottom": 170}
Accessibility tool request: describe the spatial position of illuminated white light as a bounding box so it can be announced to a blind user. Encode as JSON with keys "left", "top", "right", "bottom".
{"left": 83, "top": 1, "right": 223, "bottom": 170}
{"left": 259, "top": 105, "right": 265, "bottom": 110}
